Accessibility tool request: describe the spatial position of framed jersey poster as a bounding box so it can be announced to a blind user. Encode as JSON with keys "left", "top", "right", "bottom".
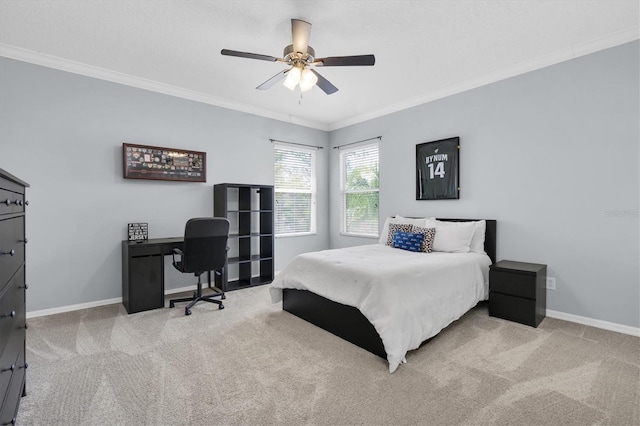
{"left": 416, "top": 137, "right": 460, "bottom": 200}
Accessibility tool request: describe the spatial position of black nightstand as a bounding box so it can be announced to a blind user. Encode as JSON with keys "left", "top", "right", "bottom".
{"left": 489, "top": 260, "right": 547, "bottom": 327}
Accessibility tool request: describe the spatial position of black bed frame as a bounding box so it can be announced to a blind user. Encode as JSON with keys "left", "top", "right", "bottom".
{"left": 282, "top": 218, "right": 497, "bottom": 359}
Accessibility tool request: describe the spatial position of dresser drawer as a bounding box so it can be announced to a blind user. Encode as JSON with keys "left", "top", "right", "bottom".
{"left": 0, "top": 365, "right": 11, "bottom": 415}
{"left": 489, "top": 269, "right": 536, "bottom": 299}
{"left": 0, "top": 348, "right": 25, "bottom": 426}
{"left": 0, "top": 267, "right": 25, "bottom": 369}
{"left": 0, "top": 189, "right": 24, "bottom": 216}
{"left": 0, "top": 216, "right": 25, "bottom": 289}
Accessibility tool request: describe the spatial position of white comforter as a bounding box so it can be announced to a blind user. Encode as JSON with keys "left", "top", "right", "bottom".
{"left": 269, "top": 244, "right": 491, "bottom": 373}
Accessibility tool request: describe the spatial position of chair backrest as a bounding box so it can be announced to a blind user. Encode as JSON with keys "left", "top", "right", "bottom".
{"left": 181, "top": 217, "right": 230, "bottom": 275}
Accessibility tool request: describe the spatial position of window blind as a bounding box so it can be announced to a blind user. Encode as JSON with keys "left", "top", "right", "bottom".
{"left": 274, "top": 145, "right": 316, "bottom": 235}
{"left": 340, "top": 142, "right": 379, "bottom": 236}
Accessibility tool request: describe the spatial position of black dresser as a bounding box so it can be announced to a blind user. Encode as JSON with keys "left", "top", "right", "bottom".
{"left": 0, "top": 169, "right": 29, "bottom": 425}
{"left": 489, "top": 260, "right": 547, "bottom": 327}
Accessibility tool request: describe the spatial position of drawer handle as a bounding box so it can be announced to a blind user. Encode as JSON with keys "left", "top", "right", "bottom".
{"left": 4, "top": 198, "right": 10, "bottom": 206}
{"left": 19, "top": 238, "right": 28, "bottom": 244}
{"left": 24, "top": 323, "right": 28, "bottom": 330}
{"left": 25, "top": 200, "right": 29, "bottom": 206}
{"left": 1, "top": 364, "right": 16, "bottom": 372}
{"left": 21, "top": 362, "right": 28, "bottom": 370}
{"left": 13, "top": 199, "right": 23, "bottom": 206}
{"left": 1, "top": 249, "right": 15, "bottom": 256}
{"left": 2, "top": 311, "right": 16, "bottom": 319}
{"left": 20, "top": 283, "right": 28, "bottom": 290}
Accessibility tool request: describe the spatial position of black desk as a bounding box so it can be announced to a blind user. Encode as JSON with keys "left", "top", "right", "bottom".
{"left": 122, "top": 237, "right": 182, "bottom": 314}
{"left": 121, "top": 237, "right": 219, "bottom": 314}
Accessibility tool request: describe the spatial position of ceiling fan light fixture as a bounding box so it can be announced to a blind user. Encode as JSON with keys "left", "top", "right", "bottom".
{"left": 299, "top": 68, "right": 318, "bottom": 92}
{"left": 283, "top": 66, "right": 301, "bottom": 91}
{"left": 222, "top": 18, "right": 375, "bottom": 96}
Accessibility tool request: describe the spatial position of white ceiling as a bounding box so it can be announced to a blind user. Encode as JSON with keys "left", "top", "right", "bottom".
{"left": 0, "top": 1, "right": 638, "bottom": 131}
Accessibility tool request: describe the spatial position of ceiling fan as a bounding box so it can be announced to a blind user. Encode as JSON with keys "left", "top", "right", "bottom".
{"left": 221, "top": 19, "right": 375, "bottom": 95}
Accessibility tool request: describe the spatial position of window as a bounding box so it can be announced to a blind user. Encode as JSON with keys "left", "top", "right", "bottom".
{"left": 274, "top": 144, "right": 316, "bottom": 236}
{"left": 340, "top": 142, "right": 379, "bottom": 237}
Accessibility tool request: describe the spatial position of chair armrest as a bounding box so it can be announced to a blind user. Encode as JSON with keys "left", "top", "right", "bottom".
{"left": 172, "top": 248, "right": 183, "bottom": 266}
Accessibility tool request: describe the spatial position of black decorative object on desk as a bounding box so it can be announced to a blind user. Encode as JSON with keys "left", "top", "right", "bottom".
{"left": 489, "top": 260, "right": 547, "bottom": 327}
{"left": 128, "top": 223, "right": 148, "bottom": 242}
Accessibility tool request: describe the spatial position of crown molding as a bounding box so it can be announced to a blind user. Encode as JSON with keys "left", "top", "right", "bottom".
{"left": 0, "top": 43, "right": 329, "bottom": 131}
{"left": 328, "top": 27, "right": 640, "bottom": 131}
{"left": 2, "top": 25, "right": 638, "bottom": 134}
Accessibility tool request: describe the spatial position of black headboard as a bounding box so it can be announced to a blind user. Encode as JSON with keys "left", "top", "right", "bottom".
{"left": 436, "top": 218, "right": 497, "bottom": 264}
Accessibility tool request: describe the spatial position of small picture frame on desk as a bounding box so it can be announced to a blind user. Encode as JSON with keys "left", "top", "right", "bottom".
{"left": 128, "top": 223, "right": 148, "bottom": 243}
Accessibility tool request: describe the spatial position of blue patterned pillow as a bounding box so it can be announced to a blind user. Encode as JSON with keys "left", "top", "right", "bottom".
{"left": 392, "top": 231, "right": 425, "bottom": 252}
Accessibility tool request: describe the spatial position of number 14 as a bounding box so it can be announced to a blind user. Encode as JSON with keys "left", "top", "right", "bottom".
{"left": 427, "top": 162, "right": 445, "bottom": 179}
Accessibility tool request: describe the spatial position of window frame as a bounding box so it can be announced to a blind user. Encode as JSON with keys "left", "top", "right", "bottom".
{"left": 274, "top": 143, "right": 317, "bottom": 238}
{"left": 339, "top": 141, "right": 379, "bottom": 238}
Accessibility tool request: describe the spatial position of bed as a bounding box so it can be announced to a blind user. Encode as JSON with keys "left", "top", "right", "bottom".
{"left": 270, "top": 218, "right": 497, "bottom": 373}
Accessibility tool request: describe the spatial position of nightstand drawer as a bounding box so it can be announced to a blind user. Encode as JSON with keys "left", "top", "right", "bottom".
{"left": 489, "top": 292, "right": 538, "bottom": 327}
{"left": 489, "top": 270, "right": 536, "bottom": 299}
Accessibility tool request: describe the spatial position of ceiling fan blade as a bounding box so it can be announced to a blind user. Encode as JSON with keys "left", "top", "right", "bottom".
{"left": 310, "top": 69, "right": 338, "bottom": 95}
{"left": 256, "top": 69, "right": 289, "bottom": 90}
{"left": 221, "top": 49, "right": 280, "bottom": 62}
{"left": 291, "top": 19, "right": 312, "bottom": 54}
{"left": 314, "top": 54, "right": 376, "bottom": 67}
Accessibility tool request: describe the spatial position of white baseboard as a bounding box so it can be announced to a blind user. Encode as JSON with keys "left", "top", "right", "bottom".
{"left": 26, "top": 290, "right": 640, "bottom": 338}
{"left": 26, "top": 283, "right": 202, "bottom": 319}
{"left": 546, "top": 309, "right": 640, "bottom": 337}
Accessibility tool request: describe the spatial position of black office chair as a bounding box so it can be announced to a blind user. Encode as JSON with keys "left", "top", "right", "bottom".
{"left": 169, "top": 217, "right": 230, "bottom": 316}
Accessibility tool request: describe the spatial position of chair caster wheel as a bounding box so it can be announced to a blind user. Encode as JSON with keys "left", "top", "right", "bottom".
{"left": 221, "top": 294, "right": 226, "bottom": 300}
{"left": 218, "top": 304, "right": 225, "bottom": 310}
{"left": 185, "top": 309, "right": 191, "bottom": 316}
{"left": 169, "top": 302, "right": 175, "bottom": 308}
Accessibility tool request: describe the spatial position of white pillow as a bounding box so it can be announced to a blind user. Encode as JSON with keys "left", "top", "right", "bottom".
{"left": 469, "top": 220, "right": 486, "bottom": 254}
{"left": 432, "top": 220, "right": 475, "bottom": 253}
{"left": 378, "top": 215, "right": 434, "bottom": 244}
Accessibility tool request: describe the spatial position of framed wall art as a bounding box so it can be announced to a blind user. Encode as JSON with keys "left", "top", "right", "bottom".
{"left": 416, "top": 137, "right": 460, "bottom": 200}
{"left": 123, "top": 143, "right": 206, "bottom": 182}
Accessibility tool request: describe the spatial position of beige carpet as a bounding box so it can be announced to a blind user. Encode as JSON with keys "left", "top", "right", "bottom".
{"left": 18, "top": 285, "right": 640, "bottom": 425}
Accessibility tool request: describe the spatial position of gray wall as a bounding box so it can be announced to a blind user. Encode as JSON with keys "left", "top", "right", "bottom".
{"left": 1, "top": 41, "right": 638, "bottom": 328}
{"left": 0, "top": 57, "right": 330, "bottom": 312}
{"left": 329, "top": 41, "right": 639, "bottom": 328}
